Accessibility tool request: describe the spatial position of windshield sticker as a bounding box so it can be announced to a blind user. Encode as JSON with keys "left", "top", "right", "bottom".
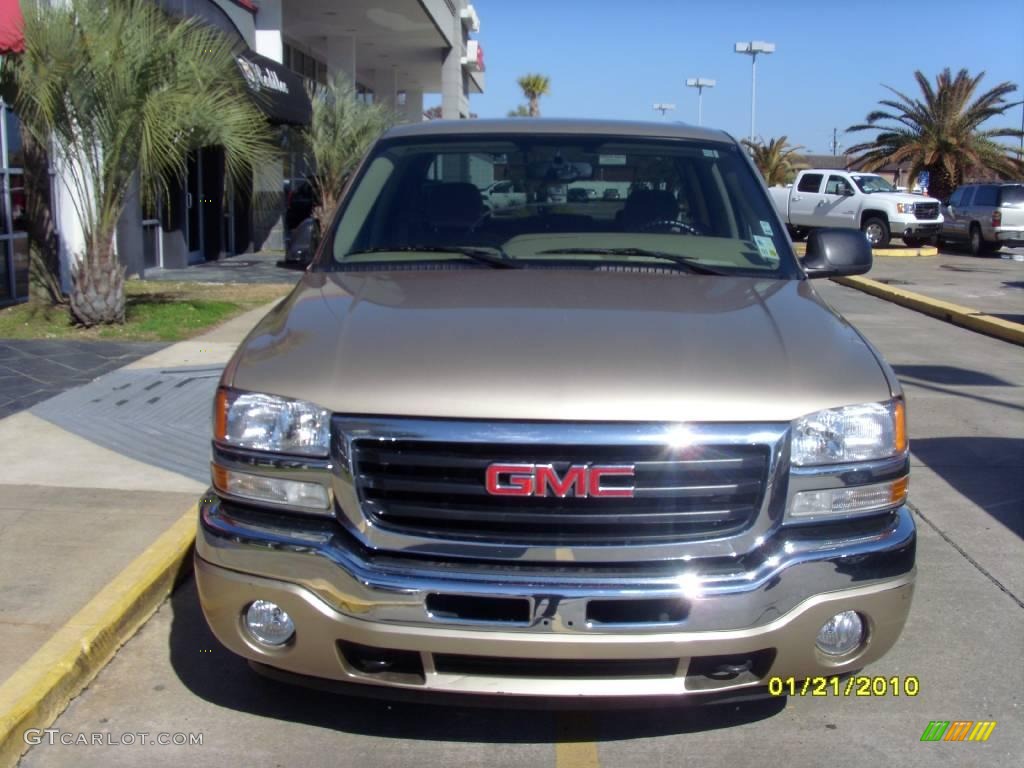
{"left": 753, "top": 235, "right": 779, "bottom": 262}
{"left": 702, "top": 149, "right": 719, "bottom": 158}
{"left": 598, "top": 154, "right": 627, "bottom": 166}
{"left": 760, "top": 220, "right": 774, "bottom": 236}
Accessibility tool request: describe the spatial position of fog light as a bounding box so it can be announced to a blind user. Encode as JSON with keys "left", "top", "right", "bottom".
{"left": 816, "top": 611, "right": 865, "bottom": 656}
{"left": 244, "top": 600, "right": 295, "bottom": 647}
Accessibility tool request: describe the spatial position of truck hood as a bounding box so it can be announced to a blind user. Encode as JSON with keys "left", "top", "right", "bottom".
{"left": 227, "top": 270, "right": 893, "bottom": 423}
{"left": 866, "top": 192, "right": 940, "bottom": 207}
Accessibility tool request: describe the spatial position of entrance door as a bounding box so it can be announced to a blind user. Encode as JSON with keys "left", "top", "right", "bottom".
{"left": 200, "top": 147, "right": 224, "bottom": 261}
{"left": 186, "top": 152, "right": 202, "bottom": 262}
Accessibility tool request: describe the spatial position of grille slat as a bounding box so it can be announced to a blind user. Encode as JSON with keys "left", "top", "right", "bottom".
{"left": 358, "top": 473, "right": 760, "bottom": 499}
{"left": 914, "top": 203, "right": 939, "bottom": 220}
{"left": 365, "top": 500, "right": 751, "bottom": 527}
{"left": 351, "top": 438, "right": 770, "bottom": 545}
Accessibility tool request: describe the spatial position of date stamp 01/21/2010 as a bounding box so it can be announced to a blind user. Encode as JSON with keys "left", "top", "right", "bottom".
{"left": 769, "top": 675, "right": 920, "bottom": 697}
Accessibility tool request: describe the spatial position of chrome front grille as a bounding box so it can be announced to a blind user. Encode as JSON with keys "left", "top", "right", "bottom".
{"left": 352, "top": 441, "right": 770, "bottom": 545}
{"left": 914, "top": 203, "right": 939, "bottom": 220}
{"left": 332, "top": 419, "right": 786, "bottom": 561}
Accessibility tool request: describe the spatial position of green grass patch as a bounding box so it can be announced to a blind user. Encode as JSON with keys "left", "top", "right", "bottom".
{"left": 0, "top": 281, "right": 292, "bottom": 342}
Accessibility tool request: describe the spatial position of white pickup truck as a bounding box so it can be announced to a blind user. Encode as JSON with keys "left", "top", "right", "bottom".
{"left": 770, "top": 170, "right": 943, "bottom": 248}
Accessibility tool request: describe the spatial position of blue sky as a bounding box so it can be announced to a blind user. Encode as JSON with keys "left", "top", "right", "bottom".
{"left": 459, "top": 0, "right": 1024, "bottom": 154}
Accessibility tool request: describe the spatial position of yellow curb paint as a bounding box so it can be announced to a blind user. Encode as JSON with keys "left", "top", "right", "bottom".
{"left": 791, "top": 243, "right": 937, "bottom": 258}
{"left": 872, "top": 246, "right": 938, "bottom": 257}
{"left": 0, "top": 506, "right": 197, "bottom": 768}
{"left": 834, "top": 276, "right": 1024, "bottom": 347}
{"left": 555, "top": 712, "right": 600, "bottom": 768}
{"left": 555, "top": 739, "right": 601, "bottom": 768}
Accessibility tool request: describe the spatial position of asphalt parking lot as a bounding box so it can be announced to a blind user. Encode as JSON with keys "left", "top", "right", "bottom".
{"left": 16, "top": 276, "right": 1024, "bottom": 768}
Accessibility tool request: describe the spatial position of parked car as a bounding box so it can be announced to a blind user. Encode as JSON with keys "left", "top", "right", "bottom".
{"left": 939, "top": 182, "right": 1024, "bottom": 255}
{"left": 769, "top": 170, "right": 943, "bottom": 248}
{"left": 482, "top": 180, "right": 527, "bottom": 212}
{"left": 197, "top": 118, "right": 914, "bottom": 703}
{"left": 284, "top": 217, "right": 320, "bottom": 266}
{"left": 283, "top": 177, "right": 321, "bottom": 265}
{"left": 567, "top": 187, "right": 590, "bottom": 202}
{"left": 603, "top": 188, "right": 621, "bottom": 200}
{"left": 284, "top": 177, "right": 319, "bottom": 233}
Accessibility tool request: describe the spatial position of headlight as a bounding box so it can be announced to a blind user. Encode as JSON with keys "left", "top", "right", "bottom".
{"left": 215, "top": 388, "right": 331, "bottom": 457}
{"left": 896, "top": 202, "right": 915, "bottom": 214}
{"left": 791, "top": 399, "right": 906, "bottom": 466}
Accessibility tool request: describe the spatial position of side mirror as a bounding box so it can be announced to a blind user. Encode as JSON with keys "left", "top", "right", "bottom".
{"left": 801, "top": 228, "right": 872, "bottom": 279}
{"left": 842, "top": 186, "right": 855, "bottom": 197}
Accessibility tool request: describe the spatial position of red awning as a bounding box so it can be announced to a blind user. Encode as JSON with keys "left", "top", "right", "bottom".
{"left": 0, "top": 0, "right": 25, "bottom": 54}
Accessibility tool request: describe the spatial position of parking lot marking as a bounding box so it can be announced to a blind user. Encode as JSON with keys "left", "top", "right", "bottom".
{"left": 554, "top": 712, "right": 600, "bottom": 768}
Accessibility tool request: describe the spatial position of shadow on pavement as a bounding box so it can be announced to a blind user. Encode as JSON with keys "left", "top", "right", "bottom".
{"left": 911, "top": 437, "right": 1024, "bottom": 539}
{"left": 893, "top": 364, "right": 1013, "bottom": 387}
{"left": 989, "top": 313, "right": 1024, "bottom": 324}
{"left": 167, "top": 579, "right": 786, "bottom": 742}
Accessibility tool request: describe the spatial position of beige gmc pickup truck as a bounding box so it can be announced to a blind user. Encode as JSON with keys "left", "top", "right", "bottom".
{"left": 196, "top": 119, "right": 915, "bottom": 702}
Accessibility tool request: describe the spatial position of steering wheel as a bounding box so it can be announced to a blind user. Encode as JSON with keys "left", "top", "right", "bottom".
{"left": 638, "top": 219, "right": 703, "bottom": 235}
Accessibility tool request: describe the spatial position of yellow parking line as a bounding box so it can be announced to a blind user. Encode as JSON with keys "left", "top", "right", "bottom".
{"left": 555, "top": 712, "right": 600, "bottom": 768}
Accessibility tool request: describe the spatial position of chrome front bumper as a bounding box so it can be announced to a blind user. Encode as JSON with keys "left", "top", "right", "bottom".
{"left": 195, "top": 498, "right": 916, "bottom": 698}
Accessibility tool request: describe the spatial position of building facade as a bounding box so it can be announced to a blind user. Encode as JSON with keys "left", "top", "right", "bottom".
{"left": 1, "top": 0, "right": 485, "bottom": 303}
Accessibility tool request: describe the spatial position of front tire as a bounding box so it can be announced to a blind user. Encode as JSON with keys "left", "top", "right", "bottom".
{"left": 862, "top": 216, "right": 890, "bottom": 248}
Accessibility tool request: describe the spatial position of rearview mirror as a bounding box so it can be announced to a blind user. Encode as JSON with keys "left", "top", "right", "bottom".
{"left": 801, "top": 228, "right": 872, "bottom": 278}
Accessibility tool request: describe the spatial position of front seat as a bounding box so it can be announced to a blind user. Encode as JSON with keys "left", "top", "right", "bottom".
{"left": 619, "top": 189, "right": 680, "bottom": 231}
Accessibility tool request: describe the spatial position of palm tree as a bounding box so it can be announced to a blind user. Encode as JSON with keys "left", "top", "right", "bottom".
{"left": 304, "top": 73, "right": 392, "bottom": 232}
{"left": 14, "top": 0, "right": 276, "bottom": 326}
{"left": 517, "top": 74, "right": 551, "bottom": 117}
{"left": 847, "top": 68, "right": 1023, "bottom": 203}
{"left": 742, "top": 136, "right": 806, "bottom": 187}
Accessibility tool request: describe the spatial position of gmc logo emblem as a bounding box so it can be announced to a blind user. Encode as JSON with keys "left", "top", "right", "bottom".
{"left": 485, "top": 463, "right": 635, "bottom": 498}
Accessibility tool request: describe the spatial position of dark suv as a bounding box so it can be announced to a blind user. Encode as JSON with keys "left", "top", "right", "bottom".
{"left": 940, "top": 182, "right": 1024, "bottom": 255}
{"left": 284, "top": 177, "right": 321, "bottom": 265}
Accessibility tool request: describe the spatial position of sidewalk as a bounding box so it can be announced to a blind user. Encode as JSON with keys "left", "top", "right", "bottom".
{"left": 143, "top": 250, "right": 302, "bottom": 285}
{"left": 0, "top": 303, "right": 274, "bottom": 685}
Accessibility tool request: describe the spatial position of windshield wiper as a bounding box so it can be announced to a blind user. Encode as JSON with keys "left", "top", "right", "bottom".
{"left": 536, "top": 247, "right": 727, "bottom": 275}
{"left": 343, "top": 245, "right": 521, "bottom": 269}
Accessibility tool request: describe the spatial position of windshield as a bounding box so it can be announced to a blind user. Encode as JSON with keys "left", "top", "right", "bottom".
{"left": 323, "top": 135, "right": 799, "bottom": 278}
{"left": 851, "top": 174, "right": 896, "bottom": 194}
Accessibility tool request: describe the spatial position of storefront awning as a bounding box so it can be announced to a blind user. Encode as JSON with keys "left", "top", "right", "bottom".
{"left": 236, "top": 50, "right": 311, "bottom": 126}
{"left": 0, "top": 0, "right": 25, "bottom": 54}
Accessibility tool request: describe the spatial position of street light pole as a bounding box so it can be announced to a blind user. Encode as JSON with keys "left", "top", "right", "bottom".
{"left": 685, "top": 78, "right": 716, "bottom": 126}
{"left": 734, "top": 41, "right": 775, "bottom": 142}
{"left": 652, "top": 103, "right": 676, "bottom": 119}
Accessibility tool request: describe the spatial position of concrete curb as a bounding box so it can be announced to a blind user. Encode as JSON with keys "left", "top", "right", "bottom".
{"left": 0, "top": 506, "right": 197, "bottom": 768}
{"left": 833, "top": 275, "right": 1024, "bottom": 347}
{"left": 792, "top": 243, "right": 938, "bottom": 258}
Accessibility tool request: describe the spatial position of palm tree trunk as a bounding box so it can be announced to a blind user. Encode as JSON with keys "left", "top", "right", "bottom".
{"left": 925, "top": 164, "right": 957, "bottom": 203}
{"left": 528, "top": 95, "right": 539, "bottom": 118}
{"left": 69, "top": 233, "right": 125, "bottom": 326}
